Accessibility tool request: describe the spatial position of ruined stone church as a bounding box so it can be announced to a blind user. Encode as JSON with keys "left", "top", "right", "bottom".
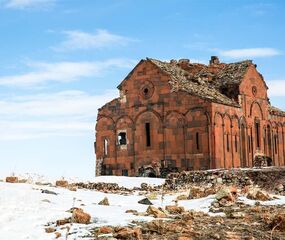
{"left": 95, "top": 56, "right": 285, "bottom": 177}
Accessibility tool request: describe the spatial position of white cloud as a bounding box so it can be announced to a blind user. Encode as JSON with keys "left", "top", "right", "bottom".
{"left": 0, "top": 89, "right": 118, "bottom": 140}
{"left": 267, "top": 80, "right": 285, "bottom": 97}
{"left": 3, "top": 0, "right": 55, "bottom": 9}
{"left": 219, "top": 48, "right": 280, "bottom": 59}
{"left": 53, "top": 29, "right": 135, "bottom": 52}
{"left": 0, "top": 59, "right": 135, "bottom": 87}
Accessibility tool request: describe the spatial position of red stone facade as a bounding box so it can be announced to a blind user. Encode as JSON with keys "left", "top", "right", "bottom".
{"left": 95, "top": 57, "right": 285, "bottom": 176}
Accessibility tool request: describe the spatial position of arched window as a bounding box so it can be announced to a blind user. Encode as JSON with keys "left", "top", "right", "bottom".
{"left": 104, "top": 139, "right": 108, "bottom": 156}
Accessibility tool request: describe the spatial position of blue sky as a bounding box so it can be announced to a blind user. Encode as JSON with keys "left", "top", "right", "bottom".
{"left": 0, "top": 0, "right": 285, "bottom": 179}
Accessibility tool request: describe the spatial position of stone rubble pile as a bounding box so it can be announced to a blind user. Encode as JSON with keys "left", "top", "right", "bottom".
{"left": 164, "top": 167, "right": 285, "bottom": 195}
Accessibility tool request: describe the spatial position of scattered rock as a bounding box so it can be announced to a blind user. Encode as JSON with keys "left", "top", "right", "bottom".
{"left": 99, "top": 226, "right": 113, "bottom": 234}
{"left": 6, "top": 176, "right": 18, "bottom": 183}
{"left": 146, "top": 206, "right": 168, "bottom": 218}
{"left": 55, "top": 232, "right": 61, "bottom": 238}
{"left": 141, "top": 183, "right": 149, "bottom": 190}
{"left": 68, "top": 186, "right": 77, "bottom": 191}
{"left": 177, "top": 237, "right": 193, "bottom": 240}
{"left": 41, "top": 189, "right": 58, "bottom": 195}
{"left": 114, "top": 227, "right": 142, "bottom": 240}
{"left": 138, "top": 198, "right": 153, "bottom": 205}
{"left": 275, "top": 183, "right": 284, "bottom": 192}
{"left": 71, "top": 208, "right": 91, "bottom": 224}
{"left": 55, "top": 180, "right": 68, "bottom": 188}
{"left": 98, "top": 197, "right": 110, "bottom": 205}
{"left": 125, "top": 209, "right": 138, "bottom": 215}
{"left": 165, "top": 205, "right": 185, "bottom": 214}
{"left": 216, "top": 186, "right": 236, "bottom": 202}
{"left": 247, "top": 188, "right": 272, "bottom": 201}
{"left": 176, "top": 194, "right": 188, "bottom": 200}
{"left": 45, "top": 227, "right": 56, "bottom": 233}
{"left": 270, "top": 213, "right": 285, "bottom": 231}
{"left": 146, "top": 192, "right": 158, "bottom": 200}
{"left": 189, "top": 186, "right": 205, "bottom": 199}
{"left": 18, "top": 179, "right": 28, "bottom": 183}
{"left": 56, "top": 218, "right": 70, "bottom": 226}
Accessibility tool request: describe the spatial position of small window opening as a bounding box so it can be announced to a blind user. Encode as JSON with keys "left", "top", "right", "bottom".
{"left": 104, "top": 139, "right": 108, "bottom": 156}
{"left": 255, "top": 121, "right": 260, "bottom": 148}
{"left": 274, "top": 135, "right": 278, "bottom": 154}
{"left": 118, "top": 132, "right": 127, "bottom": 145}
{"left": 196, "top": 132, "right": 199, "bottom": 150}
{"left": 145, "top": 123, "right": 151, "bottom": 147}
{"left": 235, "top": 135, "right": 237, "bottom": 152}
{"left": 226, "top": 134, "right": 230, "bottom": 152}
{"left": 248, "top": 136, "right": 251, "bottom": 152}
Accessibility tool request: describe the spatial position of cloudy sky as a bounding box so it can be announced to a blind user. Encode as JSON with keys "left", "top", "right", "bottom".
{"left": 0, "top": 0, "right": 285, "bottom": 178}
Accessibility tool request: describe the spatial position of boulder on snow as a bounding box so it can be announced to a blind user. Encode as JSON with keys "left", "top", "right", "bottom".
{"left": 165, "top": 205, "right": 185, "bottom": 214}
{"left": 176, "top": 194, "right": 188, "bottom": 201}
{"left": 146, "top": 206, "right": 167, "bottom": 218}
{"left": 138, "top": 198, "right": 153, "bottom": 205}
{"left": 6, "top": 176, "right": 18, "bottom": 183}
{"left": 114, "top": 227, "right": 142, "bottom": 240}
{"left": 189, "top": 186, "right": 205, "bottom": 199}
{"left": 55, "top": 180, "right": 68, "bottom": 188}
{"left": 45, "top": 227, "right": 56, "bottom": 233}
{"left": 56, "top": 218, "right": 70, "bottom": 226}
{"left": 215, "top": 186, "right": 237, "bottom": 202}
{"left": 41, "top": 189, "right": 58, "bottom": 195}
{"left": 98, "top": 197, "right": 110, "bottom": 205}
{"left": 71, "top": 208, "right": 91, "bottom": 224}
{"left": 247, "top": 188, "right": 272, "bottom": 201}
{"left": 99, "top": 226, "right": 113, "bottom": 234}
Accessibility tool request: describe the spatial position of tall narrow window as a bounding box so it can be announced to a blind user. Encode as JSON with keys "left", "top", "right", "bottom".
{"left": 104, "top": 139, "right": 108, "bottom": 156}
{"left": 255, "top": 121, "right": 260, "bottom": 148}
{"left": 145, "top": 123, "right": 151, "bottom": 147}
{"left": 226, "top": 134, "right": 230, "bottom": 152}
{"left": 274, "top": 135, "right": 278, "bottom": 154}
{"left": 248, "top": 136, "right": 251, "bottom": 152}
{"left": 235, "top": 135, "right": 238, "bottom": 152}
{"left": 196, "top": 132, "right": 199, "bottom": 150}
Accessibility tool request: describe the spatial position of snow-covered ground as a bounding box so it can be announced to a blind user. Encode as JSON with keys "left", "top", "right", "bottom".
{"left": 0, "top": 176, "right": 173, "bottom": 240}
{"left": 1, "top": 176, "right": 285, "bottom": 240}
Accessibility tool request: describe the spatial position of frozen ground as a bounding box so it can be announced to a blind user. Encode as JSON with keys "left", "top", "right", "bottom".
{"left": 0, "top": 176, "right": 285, "bottom": 240}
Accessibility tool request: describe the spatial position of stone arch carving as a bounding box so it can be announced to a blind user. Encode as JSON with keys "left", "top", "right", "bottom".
{"left": 115, "top": 115, "right": 134, "bottom": 128}
{"left": 164, "top": 111, "right": 185, "bottom": 169}
{"left": 185, "top": 108, "right": 209, "bottom": 170}
{"left": 214, "top": 112, "right": 224, "bottom": 168}
{"left": 250, "top": 101, "right": 264, "bottom": 119}
{"left": 134, "top": 109, "right": 163, "bottom": 125}
{"left": 96, "top": 116, "right": 116, "bottom": 167}
{"left": 214, "top": 112, "right": 224, "bottom": 126}
{"left": 134, "top": 110, "right": 164, "bottom": 168}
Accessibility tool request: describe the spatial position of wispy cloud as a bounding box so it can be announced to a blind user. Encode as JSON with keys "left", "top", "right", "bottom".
{"left": 219, "top": 48, "right": 281, "bottom": 59}
{"left": 268, "top": 80, "right": 285, "bottom": 97}
{"left": 3, "top": 0, "right": 55, "bottom": 9}
{"left": 0, "top": 90, "right": 118, "bottom": 140}
{"left": 53, "top": 29, "right": 136, "bottom": 52}
{"left": 0, "top": 59, "right": 135, "bottom": 87}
